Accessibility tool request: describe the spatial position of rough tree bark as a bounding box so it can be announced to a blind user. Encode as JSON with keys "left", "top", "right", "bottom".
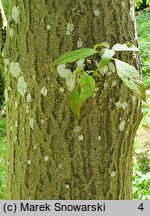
{"left": 3, "top": 0, "right": 142, "bottom": 199}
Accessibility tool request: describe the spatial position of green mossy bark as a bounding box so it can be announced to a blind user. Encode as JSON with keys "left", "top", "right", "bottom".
{"left": 4, "top": 0, "right": 142, "bottom": 199}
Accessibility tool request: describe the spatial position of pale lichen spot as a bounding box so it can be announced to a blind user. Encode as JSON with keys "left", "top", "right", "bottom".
{"left": 115, "top": 101, "right": 122, "bottom": 108}
{"left": 27, "top": 93, "right": 32, "bottom": 103}
{"left": 111, "top": 171, "right": 116, "bottom": 177}
{"left": 10, "top": 126, "right": 13, "bottom": 131}
{"left": 59, "top": 163, "right": 63, "bottom": 169}
{"left": 9, "top": 27, "right": 14, "bottom": 38}
{"left": 121, "top": 1, "right": 125, "bottom": 7}
{"left": 111, "top": 81, "right": 117, "bottom": 87}
{"left": 29, "top": 118, "right": 34, "bottom": 130}
{"left": 40, "top": 86, "right": 47, "bottom": 97}
{"left": 40, "top": 119, "right": 45, "bottom": 125}
{"left": 78, "top": 134, "right": 84, "bottom": 141}
{"left": 98, "top": 136, "right": 101, "bottom": 140}
{"left": 12, "top": 5, "right": 19, "bottom": 24}
{"left": 4, "top": 89, "right": 9, "bottom": 102}
{"left": 10, "top": 62, "right": 20, "bottom": 78}
{"left": 119, "top": 120, "right": 125, "bottom": 131}
{"left": 17, "top": 76, "right": 27, "bottom": 96}
{"left": 76, "top": 59, "right": 85, "bottom": 69}
{"left": 65, "top": 184, "right": 70, "bottom": 189}
{"left": 26, "top": 106, "right": 29, "bottom": 113}
{"left": 66, "top": 22, "right": 74, "bottom": 35}
{"left": 4, "top": 58, "right": 10, "bottom": 66}
{"left": 47, "top": 25, "right": 51, "bottom": 30}
{"left": 13, "top": 136, "right": 17, "bottom": 143}
{"left": 44, "top": 155, "right": 49, "bottom": 161}
{"left": 33, "top": 145, "right": 37, "bottom": 150}
{"left": 132, "top": 95, "right": 137, "bottom": 103}
{"left": 73, "top": 126, "right": 81, "bottom": 133}
{"left": 122, "top": 101, "right": 128, "bottom": 109}
{"left": 94, "top": 9, "right": 100, "bottom": 16}
{"left": 27, "top": 160, "right": 31, "bottom": 165}
{"left": 77, "top": 40, "right": 83, "bottom": 48}
{"left": 15, "top": 101, "right": 18, "bottom": 108}
{"left": 60, "top": 87, "right": 64, "bottom": 93}
{"left": 51, "top": 84, "right": 54, "bottom": 88}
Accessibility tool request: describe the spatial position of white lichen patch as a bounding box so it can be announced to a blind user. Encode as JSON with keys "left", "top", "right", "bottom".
{"left": 4, "top": 58, "right": 10, "bottom": 66}
{"left": 60, "top": 87, "right": 64, "bottom": 93}
{"left": 15, "top": 101, "right": 18, "bottom": 108}
{"left": 73, "top": 126, "right": 81, "bottom": 133}
{"left": 78, "top": 134, "right": 84, "bottom": 141}
{"left": 57, "top": 64, "right": 71, "bottom": 78}
{"left": 111, "top": 81, "right": 117, "bottom": 87}
{"left": 27, "top": 93, "right": 32, "bottom": 103}
{"left": 44, "top": 155, "right": 49, "bottom": 161}
{"left": 12, "top": 5, "right": 19, "bottom": 24}
{"left": 9, "top": 27, "right": 14, "bottom": 38}
{"left": 65, "top": 184, "right": 70, "bottom": 189}
{"left": 51, "top": 84, "right": 54, "bottom": 88}
{"left": 10, "top": 62, "right": 21, "bottom": 78}
{"left": 111, "top": 171, "right": 116, "bottom": 177}
{"left": 115, "top": 101, "right": 122, "bottom": 108}
{"left": 98, "top": 136, "right": 101, "bottom": 140}
{"left": 27, "top": 160, "right": 31, "bottom": 165}
{"left": 122, "top": 101, "right": 128, "bottom": 109}
{"left": 40, "top": 119, "right": 45, "bottom": 125}
{"left": 40, "top": 86, "right": 47, "bottom": 97}
{"left": 17, "top": 76, "right": 27, "bottom": 96}
{"left": 29, "top": 118, "right": 34, "bottom": 130}
{"left": 119, "top": 120, "right": 125, "bottom": 131}
{"left": 77, "top": 40, "right": 83, "bottom": 48}
{"left": 66, "top": 23, "right": 74, "bottom": 35}
{"left": 94, "top": 9, "right": 100, "bottom": 16}
{"left": 47, "top": 25, "right": 51, "bottom": 30}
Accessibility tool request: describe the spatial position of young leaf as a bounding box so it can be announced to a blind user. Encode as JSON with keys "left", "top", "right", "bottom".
{"left": 112, "top": 43, "right": 139, "bottom": 52}
{"left": 52, "top": 48, "right": 99, "bottom": 65}
{"left": 98, "top": 48, "right": 115, "bottom": 70}
{"left": 78, "top": 73, "right": 95, "bottom": 108}
{"left": 94, "top": 42, "right": 110, "bottom": 50}
{"left": 115, "top": 59, "right": 146, "bottom": 101}
{"left": 69, "top": 85, "right": 80, "bottom": 117}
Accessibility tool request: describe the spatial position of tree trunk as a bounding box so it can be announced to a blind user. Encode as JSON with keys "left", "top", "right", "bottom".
{"left": 4, "top": 0, "right": 142, "bottom": 199}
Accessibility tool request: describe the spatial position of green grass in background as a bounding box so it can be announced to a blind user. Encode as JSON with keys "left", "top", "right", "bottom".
{"left": 0, "top": 118, "right": 6, "bottom": 199}
{"left": 136, "top": 11, "right": 150, "bottom": 88}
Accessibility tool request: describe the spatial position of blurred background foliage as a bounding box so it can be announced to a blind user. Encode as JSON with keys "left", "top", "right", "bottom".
{"left": 0, "top": 0, "right": 150, "bottom": 200}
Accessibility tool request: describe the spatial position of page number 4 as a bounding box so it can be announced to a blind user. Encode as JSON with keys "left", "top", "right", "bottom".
{"left": 138, "top": 203, "right": 144, "bottom": 211}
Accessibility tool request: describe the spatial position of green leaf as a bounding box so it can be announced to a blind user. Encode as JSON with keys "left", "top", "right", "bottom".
{"left": 98, "top": 48, "right": 115, "bottom": 70}
{"left": 115, "top": 59, "right": 146, "bottom": 102}
{"left": 78, "top": 73, "right": 95, "bottom": 108}
{"left": 94, "top": 42, "right": 110, "bottom": 50}
{"left": 52, "top": 48, "right": 99, "bottom": 65}
{"left": 69, "top": 85, "right": 80, "bottom": 117}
